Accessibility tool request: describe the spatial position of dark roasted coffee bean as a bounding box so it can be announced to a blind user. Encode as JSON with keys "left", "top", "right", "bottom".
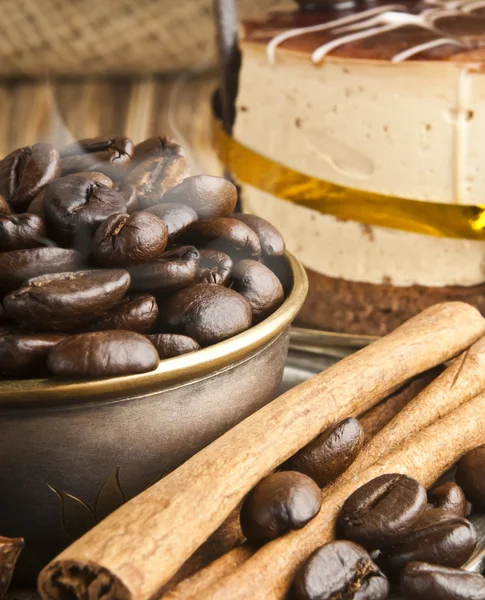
{"left": 428, "top": 482, "right": 467, "bottom": 517}
{"left": 86, "top": 294, "right": 158, "bottom": 334}
{"left": 196, "top": 249, "right": 233, "bottom": 285}
{"left": 147, "top": 333, "right": 201, "bottom": 359}
{"left": 232, "top": 259, "right": 285, "bottom": 321}
{"left": 234, "top": 214, "right": 286, "bottom": 257}
{"left": 401, "top": 561, "right": 485, "bottom": 600}
{"left": 129, "top": 246, "right": 200, "bottom": 293}
{"left": 339, "top": 474, "right": 427, "bottom": 550}
{"left": 0, "top": 334, "right": 67, "bottom": 377}
{"left": 161, "top": 175, "right": 237, "bottom": 218}
{"left": 0, "top": 247, "right": 82, "bottom": 296}
{"left": 161, "top": 283, "right": 252, "bottom": 345}
{"left": 384, "top": 511, "right": 477, "bottom": 572}
{"left": 93, "top": 212, "right": 168, "bottom": 267}
{"left": 0, "top": 194, "right": 10, "bottom": 215}
{"left": 182, "top": 217, "right": 261, "bottom": 261}
{"left": 0, "top": 213, "right": 46, "bottom": 251}
{"left": 146, "top": 202, "right": 198, "bottom": 242}
{"left": 292, "top": 540, "right": 389, "bottom": 600}
{"left": 4, "top": 269, "right": 130, "bottom": 331}
{"left": 0, "top": 143, "right": 60, "bottom": 212}
{"left": 240, "top": 471, "right": 321, "bottom": 543}
{"left": 133, "top": 136, "right": 186, "bottom": 160}
{"left": 456, "top": 446, "right": 485, "bottom": 508}
{"left": 284, "top": 418, "right": 364, "bottom": 487}
{"left": 125, "top": 139, "right": 190, "bottom": 208}
{"left": 60, "top": 135, "right": 134, "bottom": 177}
{"left": 47, "top": 331, "right": 159, "bottom": 377}
{"left": 44, "top": 175, "right": 130, "bottom": 245}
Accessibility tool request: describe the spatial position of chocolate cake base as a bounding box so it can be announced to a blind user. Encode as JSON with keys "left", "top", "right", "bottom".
{"left": 296, "top": 268, "right": 485, "bottom": 337}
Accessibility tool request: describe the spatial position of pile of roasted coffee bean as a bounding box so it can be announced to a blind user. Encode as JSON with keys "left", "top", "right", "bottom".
{"left": 238, "top": 421, "right": 485, "bottom": 600}
{"left": 0, "top": 136, "right": 288, "bottom": 380}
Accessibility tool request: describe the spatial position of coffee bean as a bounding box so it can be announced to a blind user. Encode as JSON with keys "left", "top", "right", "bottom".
{"left": 129, "top": 246, "right": 200, "bottom": 293}
{"left": 60, "top": 135, "right": 134, "bottom": 177}
{"left": 0, "top": 213, "right": 46, "bottom": 251}
{"left": 0, "top": 334, "right": 67, "bottom": 377}
{"left": 44, "top": 175, "right": 130, "bottom": 245}
{"left": 0, "top": 194, "right": 10, "bottom": 215}
{"left": 456, "top": 446, "right": 485, "bottom": 509}
{"left": 161, "top": 283, "right": 252, "bottom": 345}
{"left": 240, "top": 471, "right": 321, "bottom": 543}
{"left": 4, "top": 269, "right": 130, "bottom": 331}
{"left": 339, "top": 474, "right": 427, "bottom": 550}
{"left": 93, "top": 212, "right": 168, "bottom": 267}
{"left": 146, "top": 203, "right": 198, "bottom": 242}
{"left": 231, "top": 259, "right": 285, "bottom": 321}
{"left": 125, "top": 139, "right": 190, "bottom": 208}
{"left": 283, "top": 418, "right": 364, "bottom": 487}
{"left": 161, "top": 175, "right": 237, "bottom": 218}
{"left": 384, "top": 511, "right": 477, "bottom": 572}
{"left": 71, "top": 172, "right": 114, "bottom": 188}
{"left": 401, "top": 561, "right": 485, "bottom": 600}
{"left": 234, "top": 214, "right": 285, "bottom": 257}
{"left": 47, "top": 331, "right": 159, "bottom": 377}
{"left": 195, "top": 249, "right": 233, "bottom": 285}
{"left": 115, "top": 183, "right": 138, "bottom": 213}
{"left": 147, "top": 333, "right": 200, "bottom": 359}
{"left": 292, "top": 540, "right": 390, "bottom": 600}
{"left": 0, "top": 247, "right": 82, "bottom": 296}
{"left": 0, "top": 144, "right": 60, "bottom": 212}
{"left": 428, "top": 482, "right": 467, "bottom": 517}
{"left": 181, "top": 217, "right": 261, "bottom": 261}
{"left": 133, "top": 136, "right": 185, "bottom": 160}
{"left": 85, "top": 294, "right": 158, "bottom": 334}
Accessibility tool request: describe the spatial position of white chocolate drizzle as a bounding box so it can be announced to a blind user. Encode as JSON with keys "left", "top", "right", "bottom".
{"left": 266, "top": 0, "right": 485, "bottom": 64}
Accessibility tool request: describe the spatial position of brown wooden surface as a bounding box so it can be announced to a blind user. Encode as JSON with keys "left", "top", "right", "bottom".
{"left": 38, "top": 302, "right": 485, "bottom": 600}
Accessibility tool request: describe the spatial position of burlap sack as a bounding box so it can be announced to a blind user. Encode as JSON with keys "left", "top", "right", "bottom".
{"left": 0, "top": 0, "right": 293, "bottom": 76}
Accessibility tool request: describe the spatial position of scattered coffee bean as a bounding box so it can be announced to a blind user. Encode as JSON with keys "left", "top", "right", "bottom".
{"left": 0, "top": 143, "right": 60, "bottom": 212}
{"left": 401, "top": 561, "right": 485, "bottom": 600}
{"left": 0, "top": 194, "right": 10, "bottom": 214}
{"left": 162, "top": 283, "right": 252, "bottom": 345}
{"left": 428, "top": 482, "right": 467, "bottom": 517}
{"left": 283, "top": 418, "right": 364, "bottom": 487}
{"left": 129, "top": 246, "right": 200, "bottom": 293}
{"left": 60, "top": 135, "right": 134, "bottom": 177}
{"left": 4, "top": 269, "right": 130, "bottom": 331}
{"left": 47, "top": 331, "right": 159, "bottom": 377}
{"left": 147, "top": 333, "right": 201, "bottom": 359}
{"left": 0, "top": 213, "right": 47, "bottom": 252}
{"left": 182, "top": 217, "right": 261, "bottom": 261}
{"left": 232, "top": 259, "right": 285, "bottom": 321}
{"left": 86, "top": 294, "right": 158, "bottom": 334}
{"left": 125, "top": 139, "right": 189, "bottom": 208}
{"left": 146, "top": 202, "right": 198, "bottom": 242}
{"left": 339, "top": 474, "right": 427, "bottom": 550}
{"left": 456, "top": 446, "right": 485, "bottom": 509}
{"left": 196, "top": 249, "right": 233, "bottom": 285}
{"left": 383, "top": 511, "right": 477, "bottom": 572}
{"left": 161, "top": 175, "right": 237, "bottom": 218}
{"left": 0, "top": 247, "right": 82, "bottom": 296}
{"left": 234, "top": 213, "right": 286, "bottom": 257}
{"left": 93, "top": 212, "right": 168, "bottom": 267}
{"left": 240, "top": 471, "right": 321, "bottom": 543}
{"left": 0, "top": 334, "right": 67, "bottom": 377}
{"left": 44, "top": 175, "right": 130, "bottom": 245}
{"left": 292, "top": 540, "right": 390, "bottom": 600}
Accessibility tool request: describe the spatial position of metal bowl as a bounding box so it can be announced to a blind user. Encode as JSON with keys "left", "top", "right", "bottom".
{"left": 0, "top": 253, "right": 307, "bottom": 584}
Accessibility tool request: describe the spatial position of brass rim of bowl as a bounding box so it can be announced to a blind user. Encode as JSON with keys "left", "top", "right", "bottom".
{"left": 0, "top": 252, "right": 308, "bottom": 407}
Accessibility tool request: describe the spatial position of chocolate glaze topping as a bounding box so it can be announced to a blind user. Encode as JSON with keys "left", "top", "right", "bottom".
{"left": 242, "top": 1, "right": 485, "bottom": 63}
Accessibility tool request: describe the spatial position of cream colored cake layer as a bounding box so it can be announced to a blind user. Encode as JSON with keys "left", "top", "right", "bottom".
{"left": 241, "top": 184, "right": 485, "bottom": 287}
{"left": 234, "top": 46, "right": 485, "bottom": 286}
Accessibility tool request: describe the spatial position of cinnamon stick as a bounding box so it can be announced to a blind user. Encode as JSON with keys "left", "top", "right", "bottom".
{"left": 200, "top": 391, "right": 485, "bottom": 600}
{"left": 38, "top": 302, "right": 485, "bottom": 600}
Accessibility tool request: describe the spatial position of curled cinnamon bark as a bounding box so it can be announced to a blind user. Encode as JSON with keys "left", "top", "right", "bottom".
{"left": 38, "top": 303, "right": 485, "bottom": 600}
